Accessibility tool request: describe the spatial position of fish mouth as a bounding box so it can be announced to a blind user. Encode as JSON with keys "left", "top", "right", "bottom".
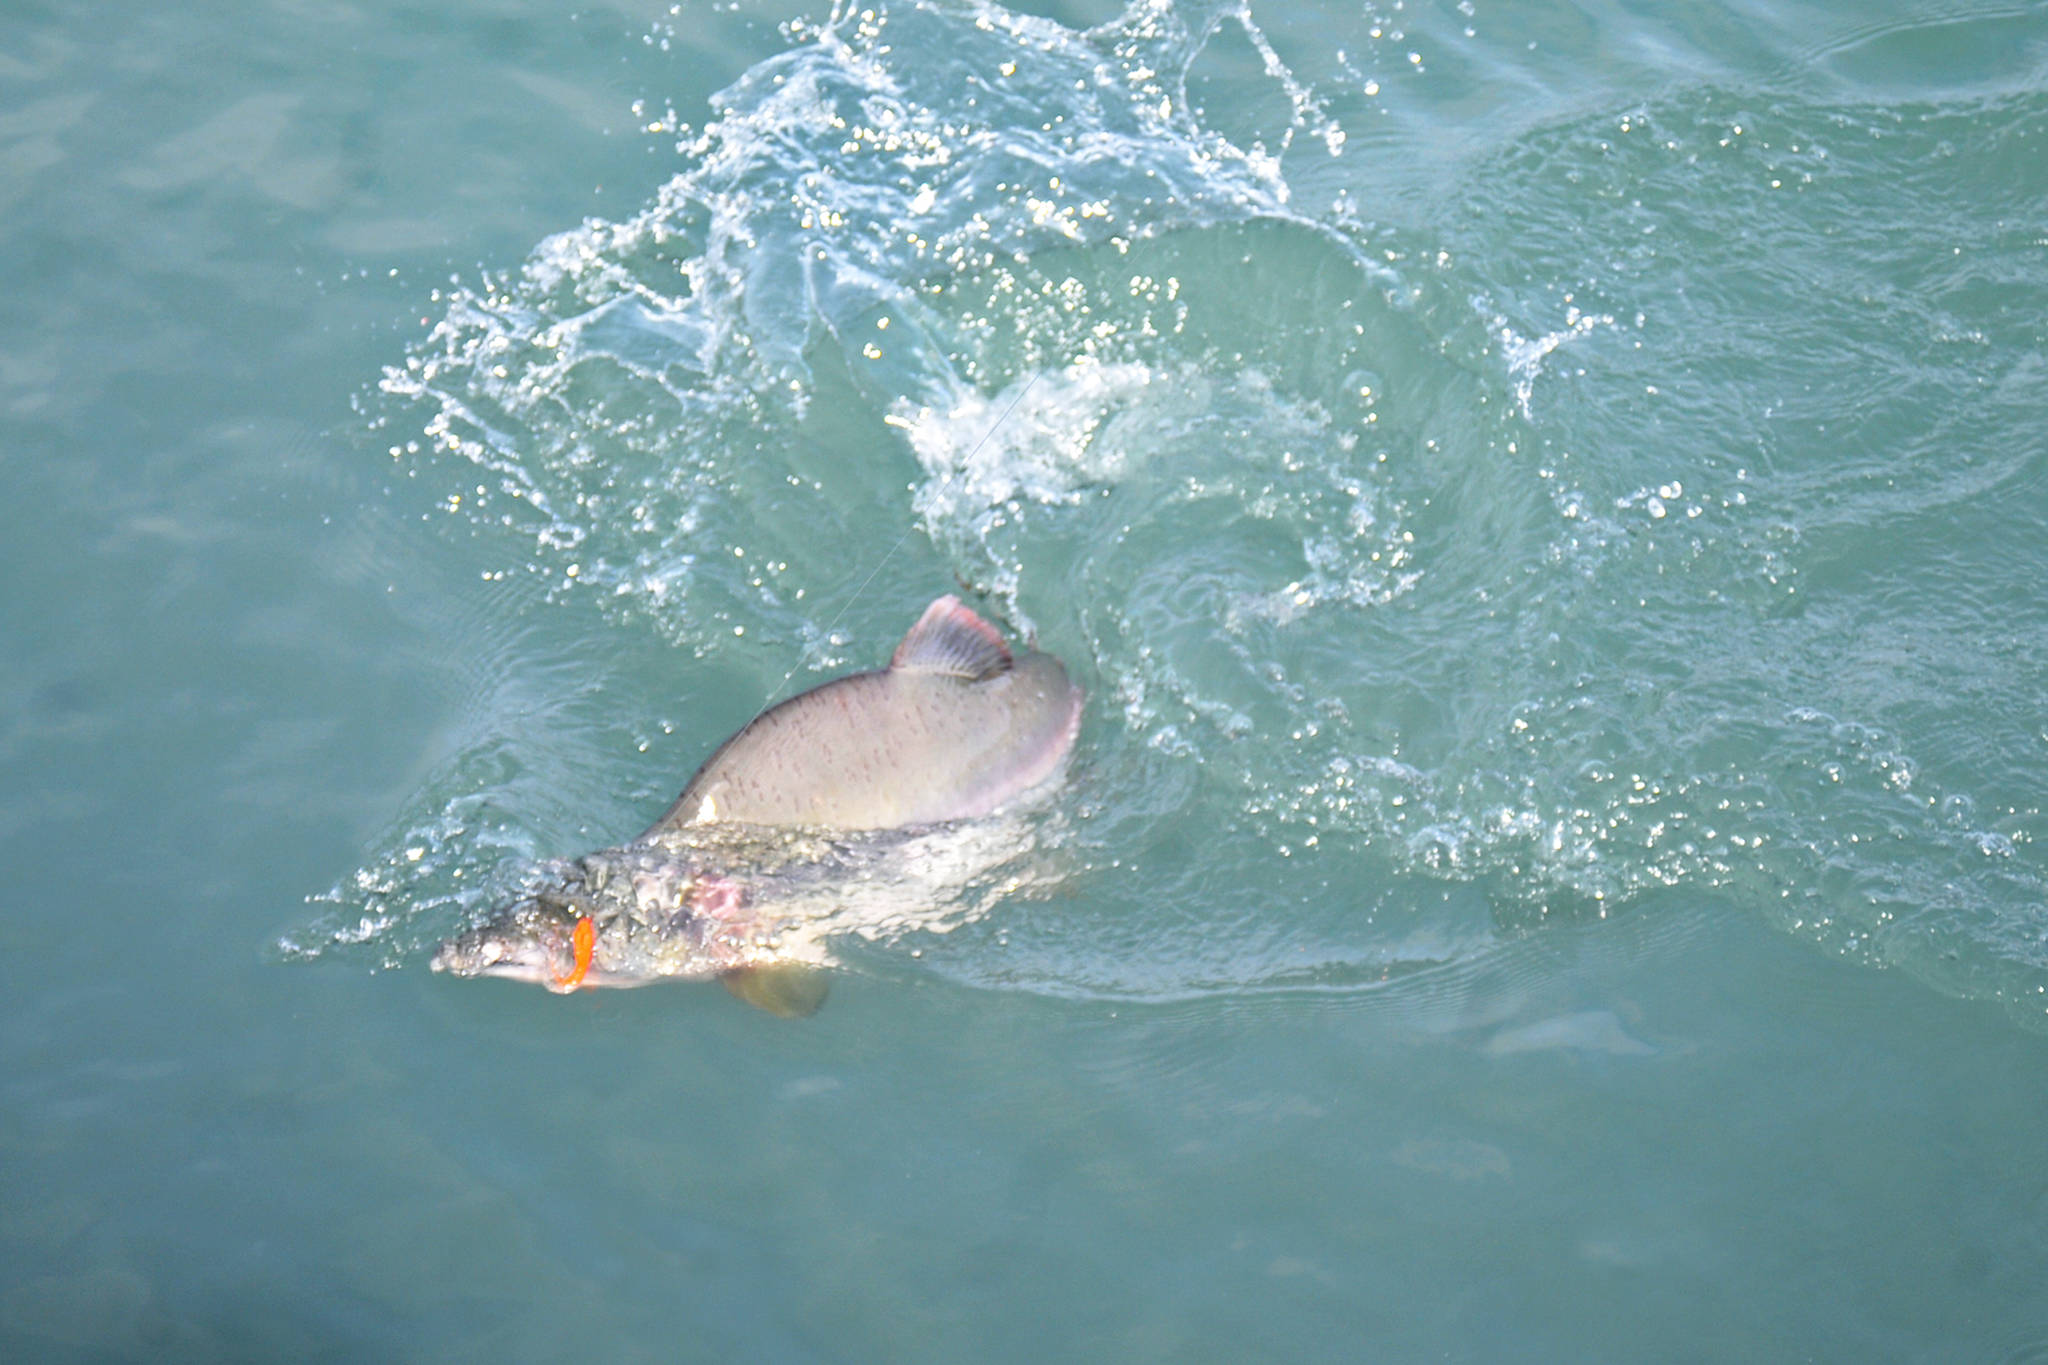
{"left": 430, "top": 895, "right": 590, "bottom": 988}
{"left": 431, "top": 936, "right": 653, "bottom": 990}
{"left": 429, "top": 873, "right": 695, "bottom": 989}
{"left": 429, "top": 953, "right": 648, "bottom": 991}
{"left": 428, "top": 928, "right": 540, "bottom": 981}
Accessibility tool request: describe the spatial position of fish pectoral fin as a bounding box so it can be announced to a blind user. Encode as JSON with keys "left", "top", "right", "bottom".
{"left": 722, "top": 964, "right": 831, "bottom": 1018}
{"left": 890, "top": 595, "right": 1012, "bottom": 681}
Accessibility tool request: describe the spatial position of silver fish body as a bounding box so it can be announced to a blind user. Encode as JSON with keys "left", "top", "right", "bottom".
{"left": 429, "top": 824, "right": 903, "bottom": 989}
{"left": 431, "top": 597, "right": 1083, "bottom": 1001}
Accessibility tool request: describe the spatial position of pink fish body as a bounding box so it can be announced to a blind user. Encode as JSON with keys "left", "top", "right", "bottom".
{"left": 650, "top": 595, "right": 1083, "bottom": 832}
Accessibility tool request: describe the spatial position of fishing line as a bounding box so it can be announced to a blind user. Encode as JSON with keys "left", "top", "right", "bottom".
{"left": 751, "top": 370, "right": 1043, "bottom": 720}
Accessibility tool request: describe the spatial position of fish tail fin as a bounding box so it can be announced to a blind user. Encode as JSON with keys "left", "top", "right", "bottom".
{"left": 891, "top": 595, "right": 1012, "bottom": 681}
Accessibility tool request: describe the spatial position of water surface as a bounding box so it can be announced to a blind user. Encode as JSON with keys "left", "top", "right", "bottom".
{"left": 5, "top": 0, "right": 2048, "bottom": 1359}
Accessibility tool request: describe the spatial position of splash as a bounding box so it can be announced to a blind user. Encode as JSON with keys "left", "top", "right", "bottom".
{"left": 327, "top": 3, "right": 2048, "bottom": 1030}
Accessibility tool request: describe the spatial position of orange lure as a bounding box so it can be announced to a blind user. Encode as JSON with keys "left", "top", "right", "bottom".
{"left": 552, "top": 915, "right": 596, "bottom": 991}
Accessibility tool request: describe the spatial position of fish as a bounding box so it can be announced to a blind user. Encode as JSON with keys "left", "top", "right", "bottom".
{"left": 430, "top": 595, "right": 1084, "bottom": 1013}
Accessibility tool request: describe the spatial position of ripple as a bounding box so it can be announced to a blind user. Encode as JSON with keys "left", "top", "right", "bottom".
{"left": 315, "top": 4, "right": 2048, "bottom": 1030}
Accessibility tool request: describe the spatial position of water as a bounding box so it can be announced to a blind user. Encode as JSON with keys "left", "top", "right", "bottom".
{"left": 5, "top": 0, "right": 2048, "bottom": 1357}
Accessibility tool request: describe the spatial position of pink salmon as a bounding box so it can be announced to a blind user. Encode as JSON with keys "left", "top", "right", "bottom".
{"left": 430, "top": 596, "right": 1083, "bottom": 1013}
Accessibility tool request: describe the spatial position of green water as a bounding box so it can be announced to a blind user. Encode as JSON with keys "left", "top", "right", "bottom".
{"left": 6, "top": 0, "right": 2048, "bottom": 1358}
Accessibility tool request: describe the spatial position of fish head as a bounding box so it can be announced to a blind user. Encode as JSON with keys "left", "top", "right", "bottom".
{"left": 430, "top": 854, "right": 742, "bottom": 989}
{"left": 429, "top": 886, "right": 601, "bottom": 991}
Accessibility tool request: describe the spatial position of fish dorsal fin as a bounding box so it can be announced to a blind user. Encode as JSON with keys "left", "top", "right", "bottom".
{"left": 890, "top": 595, "right": 1012, "bottom": 681}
